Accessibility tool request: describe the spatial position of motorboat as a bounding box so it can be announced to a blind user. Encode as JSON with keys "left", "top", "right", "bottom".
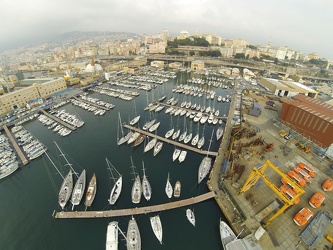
{"left": 106, "top": 221, "right": 118, "bottom": 250}
{"left": 174, "top": 181, "right": 181, "bottom": 198}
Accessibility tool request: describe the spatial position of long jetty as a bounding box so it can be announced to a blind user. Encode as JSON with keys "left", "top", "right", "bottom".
{"left": 123, "top": 124, "right": 218, "bottom": 156}
{"left": 55, "top": 191, "right": 215, "bottom": 219}
{"left": 3, "top": 125, "right": 29, "bottom": 165}
{"left": 40, "top": 110, "right": 76, "bottom": 131}
{"left": 72, "top": 96, "right": 109, "bottom": 111}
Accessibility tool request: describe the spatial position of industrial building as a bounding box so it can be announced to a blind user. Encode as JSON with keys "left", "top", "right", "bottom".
{"left": 259, "top": 77, "right": 318, "bottom": 98}
{"left": 281, "top": 94, "right": 333, "bottom": 148}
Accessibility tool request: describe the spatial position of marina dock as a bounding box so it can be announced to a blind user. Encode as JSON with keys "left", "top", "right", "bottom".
{"left": 55, "top": 191, "right": 215, "bottom": 219}
{"left": 3, "top": 125, "right": 29, "bottom": 165}
{"left": 123, "top": 124, "right": 218, "bottom": 156}
{"left": 40, "top": 109, "right": 77, "bottom": 131}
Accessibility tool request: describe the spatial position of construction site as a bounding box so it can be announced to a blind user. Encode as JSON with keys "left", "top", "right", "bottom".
{"left": 208, "top": 91, "right": 333, "bottom": 250}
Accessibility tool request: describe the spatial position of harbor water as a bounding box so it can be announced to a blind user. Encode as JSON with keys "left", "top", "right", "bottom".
{"left": 0, "top": 72, "right": 233, "bottom": 250}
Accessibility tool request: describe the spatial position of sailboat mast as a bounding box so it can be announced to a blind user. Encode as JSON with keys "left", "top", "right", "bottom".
{"left": 45, "top": 151, "right": 64, "bottom": 179}
{"left": 54, "top": 141, "right": 78, "bottom": 178}
{"left": 207, "top": 129, "right": 214, "bottom": 154}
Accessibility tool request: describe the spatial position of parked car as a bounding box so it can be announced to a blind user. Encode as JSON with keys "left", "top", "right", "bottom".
{"left": 297, "top": 162, "right": 316, "bottom": 177}
{"left": 279, "top": 185, "right": 300, "bottom": 204}
{"left": 287, "top": 171, "right": 306, "bottom": 187}
{"left": 293, "top": 207, "right": 314, "bottom": 226}
{"left": 322, "top": 177, "right": 333, "bottom": 192}
{"left": 309, "top": 192, "right": 326, "bottom": 208}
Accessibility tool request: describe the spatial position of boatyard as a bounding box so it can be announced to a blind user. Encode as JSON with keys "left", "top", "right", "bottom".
{"left": 208, "top": 88, "right": 333, "bottom": 250}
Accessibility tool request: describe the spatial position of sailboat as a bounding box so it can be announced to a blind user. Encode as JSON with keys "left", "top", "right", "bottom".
{"left": 148, "top": 121, "right": 160, "bottom": 132}
{"left": 174, "top": 180, "right": 181, "bottom": 198}
{"left": 141, "top": 161, "right": 152, "bottom": 201}
{"left": 183, "top": 122, "right": 193, "bottom": 144}
{"left": 150, "top": 215, "right": 163, "bottom": 244}
{"left": 71, "top": 169, "right": 86, "bottom": 209}
{"left": 130, "top": 100, "right": 140, "bottom": 126}
{"left": 106, "top": 158, "right": 122, "bottom": 205}
{"left": 126, "top": 216, "right": 141, "bottom": 250}
{"left": 54, "top": 141, "right": 85, "bottom": 210}
{"left": 172, "top": 148, "right": 181, "bottom": 161}
{"left": 197, "top": 125, "right": 205, "bottom": 149}
{"left": 142, "top": 119, "right": 156, "bottom": 131}
{"left": 191, "top": 123, "right": 200, "bottom": 146}
{"left": 178, "top": 150, "right": 187, "bottom": 163}
{"left": 127, "top": 132, "right": 140, "bottom": 145}
{"left": 216, "top": 126, "right": 224, "bottom": 141}
{"left": 84, "top": 173, "right": 97, "bottom": 207}
{"left": 178, "top": 118, "right": 187, "bottom": 142}
{"left": 153, "top": 141, "right": 163, "bottom": 156}
{"left": 130, "top": 157, "right": 142, "bottom": 204}
{"left": 165, "top": 116, "right": 174, "bottom": 138}
{"left": 186, "top": 209, "right": 196, "bottom": 227}
{"left": 117, "top": 112, "right": 131, "bottom": 145}
{"left": 45, "top": 152, "right": 73, "bottom": 210}
{"left": 198, "top": 129, "right": 214, "bottom": 184}
{"left": 144, "top": 138, "right": 157, "bottom": 153}
{"left": 165, "top": 173, "right": 173, "bottom": 198}
{"left": 220, "top": 219, "right": 236, "bottom": 249}
{"left": 106, "top": 221, "right": 118, "bottom": 250}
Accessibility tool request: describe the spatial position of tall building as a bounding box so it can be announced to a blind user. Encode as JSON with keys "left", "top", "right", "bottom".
{"left": 160, "top": 29, "right": 169, "bottom": 42}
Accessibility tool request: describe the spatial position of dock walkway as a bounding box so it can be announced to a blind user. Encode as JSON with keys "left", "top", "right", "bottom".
{"left": 72, "top": 96, "right": 109, "bottom": 111}
{"left": 55, "top": 191, "right": 215, "bottom": 219}
{"left": 40, "top": 110, "right": 76, "bottom": 131}
{"left": 123, "top": 124, "right": 218, "bottom": 156}
{"left": 3, "top": 125, "right": 29, "bottom": 165}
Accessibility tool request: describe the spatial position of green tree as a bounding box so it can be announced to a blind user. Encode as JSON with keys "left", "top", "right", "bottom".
{"left": 235, "top": 53, "right": 245, "bottom": 59}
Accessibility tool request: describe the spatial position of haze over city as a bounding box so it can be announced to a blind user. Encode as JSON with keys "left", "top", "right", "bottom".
{"left": 1, "top": 0, "right": 332, "bottom": 59}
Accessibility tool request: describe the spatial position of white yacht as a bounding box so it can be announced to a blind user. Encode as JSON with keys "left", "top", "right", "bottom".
{"left": 186, "top": 209, "right": 196, "bottom": 227}
{"left": 144, "top": 138, "right": 157, "bottom": 153}
{"left": 172, "top": 148, "right": 181, "bottom": 161}
{"left": 184, "top": 133, "right": 193, "bottom": 144}
{"left": 106, "top": 158, "right": 122, "bottom": 205}
{"left": 178, "top": 130, "right": 187, "bottom": 142}
{"left": 106, "top": 221, "right": 118, "bottom": 250}
{"left": 165, "top": 173, "right": 173, "bottom": 198}
{"left": 127, "top": 132, "right": 140, "bottom": 145}
{"left": 130, "top": 157, "right": 141, "bottom": 204}
{"left": 71, "top": 169, "right": 86, "bottom": 208}
{"left": 165, "top": 128, "right": 174, "bottom": 138}
{"left": 142, "top": 119, "right": 156, "bottom": 130}
{"left": 216, "top": 127, "right": 224, "bottom": 141}
{"left": 150, "top": 215, "right": 163, "bottom": 244}
{"left": 198, "top": 156, "right": 212, "bottom": 184}
{"left": 153, "top": 142, "right": 163, "bottom": 156}
{"left": 191, "top": 133, "right": 199, "bottom": 146}
{"left": 172, "top": 129, "right": 180, "bottom": 140}
{"left": 142, "top": 162, "right": 152, "bottom": 201}
{"left": 148, "top": 122, "right": 160, "bottom": 132}
{"left": 58, "top": 170, "right": 73, "bottom": 210}
{"left": 130, "top": 115, "right": 140, "bottom": 126}
{"left": 220, "top": 220, "right": 236, "bottom": 249}
{"left": 178, "top": 150, "right": 187, "bottom": 163}
{"left": 126, "top": 217, "right": 141, "bottom": 250}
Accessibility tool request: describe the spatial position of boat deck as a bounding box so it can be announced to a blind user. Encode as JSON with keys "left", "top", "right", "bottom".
{"left": 40, "top": 110, "right": 77, "bottom": 131}
{"left": 3, "top": 125, "right": 29, "bottom": 165}
{"left": 72, "top": 96, "right": 109, "bottom": 111}
{"left": 55, "top": 191, "right": 215, "bottom": 219}
{"left": 123, "top": 124, "right": 218, "bottom": 157}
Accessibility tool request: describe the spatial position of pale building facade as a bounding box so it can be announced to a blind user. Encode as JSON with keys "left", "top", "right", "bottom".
{"left": 0, "top": 78, "right": 67, "bottom": 115}
{"left": 191, "top": 60, "right": 205, "bottom": 71}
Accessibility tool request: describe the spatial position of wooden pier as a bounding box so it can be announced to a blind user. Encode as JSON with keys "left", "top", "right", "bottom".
{"left": 3, "top": 125, "right": 29, "bottom": 165}
{"left": 72, "top": 96, "right": 109, "bottom": 111}
{"left": 55, "top": 191, "right": 215, "bottom": 219}
{"left": 40, "top": 110, "right": 77, "bottom": 131}
{"left": 123, "top": 124, "right": 218, "bottom": 156}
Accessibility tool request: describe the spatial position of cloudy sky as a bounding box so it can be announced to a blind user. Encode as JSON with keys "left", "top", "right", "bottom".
{"left": 1, "top": 0, "right": 332, "bottom": 59}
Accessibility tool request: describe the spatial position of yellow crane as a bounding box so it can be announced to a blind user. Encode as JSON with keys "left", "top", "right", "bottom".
{"left": 238, "top": 160, "right": 305, "bottom": 226}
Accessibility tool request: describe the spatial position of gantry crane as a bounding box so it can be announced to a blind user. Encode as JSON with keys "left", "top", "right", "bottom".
{"left": 238, "top": 160, "right": 305, "bottom": 226}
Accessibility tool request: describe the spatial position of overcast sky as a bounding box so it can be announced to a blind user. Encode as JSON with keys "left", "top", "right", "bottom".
{"left": 1, "top": 0, "right": 332, "bottom": 60}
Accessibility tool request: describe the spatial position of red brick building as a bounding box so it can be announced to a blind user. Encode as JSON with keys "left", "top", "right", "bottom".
{"left": 281, "top": 94, "right": 333, "bottom": 148}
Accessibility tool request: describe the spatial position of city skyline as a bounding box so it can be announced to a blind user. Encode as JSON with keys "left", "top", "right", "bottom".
{"left": 1, "top": 0, "right": 332, "bottom": 60}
